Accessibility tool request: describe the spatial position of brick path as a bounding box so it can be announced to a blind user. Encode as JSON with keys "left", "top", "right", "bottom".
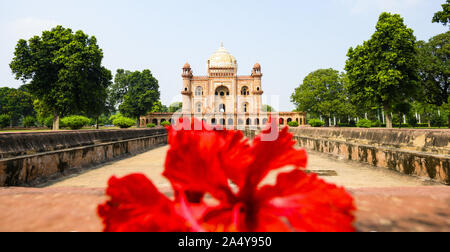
{"left": 0, "top": 146, "right": 448, "bottom": 232}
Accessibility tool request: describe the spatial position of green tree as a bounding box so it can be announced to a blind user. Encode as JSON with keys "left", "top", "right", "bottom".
{"left": 115, "top": 69, "right": 160, "bottom": 126}
{"left": 291, "top": 69, "right": 355, "bottom": 126}
{"left": 10, "top": 26, "right": 112, "bottom": 130}
{"left": 433, "top": 0, "right": 450, "bottom": 26}
{"left": 151, "top": 100, "right": 169, "bottom": 113}
{"left": 262, "top": 104, "right": 276, "bottom": 112}
{"left": 0, "top": 87, "right": 35, "bottom": 126}
{"left": 345, "top": 13, "right": 419, "bottom": 128}
{"left": 168, "top": 102, "right": 183, "bottom": 113}
{"left": 417, "top": 32, "right": 450, "bottom": 127}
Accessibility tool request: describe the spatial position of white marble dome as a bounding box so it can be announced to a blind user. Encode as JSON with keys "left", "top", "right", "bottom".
{"left": 208, "top": 43, "right": 237, "bottom": 69}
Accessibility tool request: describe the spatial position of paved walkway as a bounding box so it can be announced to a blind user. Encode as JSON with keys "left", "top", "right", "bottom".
{"left": 44, "top": 146, "right": 437, "bottom": 189}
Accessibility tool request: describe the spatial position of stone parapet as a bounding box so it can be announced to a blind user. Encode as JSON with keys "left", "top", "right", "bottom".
{"left": 0, "top": 128, "right": 167, "bottom": 159}
{"left": 294, "top": 135, "right": 449, "bottom": 185}
{"left": 0, "top": 129, "right": 168, "bottom": 187}
{"left": 243, "top": 127, "right": 450, "bottom": 185}
{"left": 290, "top": 127, "right": 450, "bottom": 155}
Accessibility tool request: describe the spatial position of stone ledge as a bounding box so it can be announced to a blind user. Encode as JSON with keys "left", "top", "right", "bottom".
{"left": 0, "top": 134, "right": 168, "bottom": 187}
{"left": 290, "top": 127, "right": 450, "bottom": 155}
{"left": 294, "top": 135, "right": 450, "bottom": 185}
{"left": 0, "top": 128, "right": 167, "bottom": 159}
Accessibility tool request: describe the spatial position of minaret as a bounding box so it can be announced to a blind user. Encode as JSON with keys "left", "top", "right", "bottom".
{"left": 181, "top": 62, "right": 193, "bottom": 114}
{"left": 251, "top": 63, "right": 263, "bottom": 112}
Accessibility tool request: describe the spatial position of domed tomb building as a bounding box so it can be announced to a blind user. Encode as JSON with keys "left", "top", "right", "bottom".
{"left": 141, "top": 44, "right": 306, "bottom": 128}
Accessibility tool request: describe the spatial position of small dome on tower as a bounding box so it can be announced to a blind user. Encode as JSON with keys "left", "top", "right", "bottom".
{"left": 253, "top": 63, "right": 261, "bottom": 70}
{"left": 183, "top": 62, "right": 191, "bottom": 69}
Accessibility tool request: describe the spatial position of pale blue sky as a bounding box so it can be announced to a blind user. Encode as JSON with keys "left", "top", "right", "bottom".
{"left": 0, "top": 0, "right": 447, "bottom": 111}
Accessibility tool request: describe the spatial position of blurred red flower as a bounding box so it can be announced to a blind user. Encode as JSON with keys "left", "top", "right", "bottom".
{"left": 98, "top": 118, "right": 355, "bottom": 232}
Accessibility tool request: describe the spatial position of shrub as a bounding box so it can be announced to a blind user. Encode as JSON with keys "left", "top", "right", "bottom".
{"left": 147, "top": 123, "right": 156, "bottom": 128}
{"left": 356, "top": 119, "right": 372, "bottom": 128}
{"left": 371, "top": 120, "right": 382, "bottom": 127}
{"left": 161, "top": 121, "right": 171, "bottom": 127}
{"left": 337, "top": 123, "right": 349, "bottom": 127}
{"left": 416, "top": 123, "right": 430, "bottom": 128}
{"left": 61, "top": 116, "right": 91, "bottom": 130}
{"left": 23, "top": 116, "right": 36, "bottom": 128}
{"left": 393, "top": 123, "right": 410, "bottom": 128}
{"left": 43, "top": 116, "right": 54, "bottom": 128}
{"left": 308, "top": 119, "right": 325, "bottom": 127}
{"left": 288, "top": 121, "right": 299, "bottom": 127}
{"left": 113, "top": 117, "right": 136, "bottom": 129}
{"left": 0, "top": 114, "right": 10, "bottom": 129}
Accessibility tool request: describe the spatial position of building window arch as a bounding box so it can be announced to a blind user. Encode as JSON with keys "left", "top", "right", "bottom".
{"left": 211, "top": 118, "right": 217, "bottom": 125}
{"left": 241, "top": 86, "right": 250, "bottom": 96}
{"left": 195, "top": 86, "right": 203, "bottom": 96}
{"left": 196, "top": 103, "right": 202, "bottom": 113}
{"left": 246, "top": 118, "right": 251, "bottom": 126}
{"left": 228, "top": 118, "right": 234, "bottom": 125}
{"left": 255, "top": 118, "right": 260, "bottom": 125}
{"left": 220, "top": 119, "right": 226, "bottom": 125}
{"left": 263, "top": 118, "right": 268, "bottom": 125}
{"left": 215, "top": 86, "right": 230, "bottom": 97}
{"left": 243, "top": 103, "right": 250, "bottom": 113}
{"left": 152, "top": 119, "right": 158, "bottom": 125}
{"left": 218, "top": 104, "right": 226, "bottom": 113}
{"left": 238, "top": 119, "right": 244, "bottom": 125}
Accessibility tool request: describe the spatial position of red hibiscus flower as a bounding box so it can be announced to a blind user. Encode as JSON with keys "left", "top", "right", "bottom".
{"left": 98, "top": 118, "right": 356, "bottom": 232}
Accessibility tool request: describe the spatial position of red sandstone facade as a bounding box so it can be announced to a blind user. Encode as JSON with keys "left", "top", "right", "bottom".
{"left": 141, "top": 44, "right": 306, "bottom": 128}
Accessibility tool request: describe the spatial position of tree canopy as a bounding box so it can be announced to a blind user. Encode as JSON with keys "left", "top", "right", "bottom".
{"left": 168, "top": 102, "right": 183, "bottom": 113}
{"left": 345, "top": 13, "right": 419, "bottom": 128}
{"left": 433, "top": 0, "right": 450, "bottom": 26}
{"left": 291, "top": 69, "right": 355, "bottom": 125}
{"left": 9, "top": 26, "right": 112, "bottom": 130}
{"left": 0, "top": 87, "right": 35, "bottom": 126}
{"left": 417, "top": 31, "right": 450, "bottom": 125}
{"left": 151, "top": 101, "right": 169, "bottom": 113}
{"left": 112, "top": 69, "right": 160, "bottom": 126}
{"left": 262, "top": 104, "right": 276, "bottom": 112}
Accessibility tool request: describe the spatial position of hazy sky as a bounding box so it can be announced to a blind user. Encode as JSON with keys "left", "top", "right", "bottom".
{"left": 0, "top": 0, "right": 447, "bottom": 111}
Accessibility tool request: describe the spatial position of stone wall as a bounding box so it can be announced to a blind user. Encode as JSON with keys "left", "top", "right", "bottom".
{"left": 0, "top": 129, "right": 168, "bottom": 186}
{"left": 289, "top": 127, "right": 450, "bottom": 155}
{"left": 291, "top": 128, "right": 450, "bottom": 185}
{"left": 244, "top": 127, "right": 450, "bottom": 185}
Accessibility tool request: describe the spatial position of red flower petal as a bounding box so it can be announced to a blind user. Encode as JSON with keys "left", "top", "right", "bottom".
{"left": 164, "top": 118, "right": 249, "bottom": 202}
{"left": 238, "top": 126, "right": 308, "bottom": 197}
{"left": 98, "top": 174, "right": 193, "bottom": 232}
{"left": 257, "top": 170, "right": 356, "bottom": 232}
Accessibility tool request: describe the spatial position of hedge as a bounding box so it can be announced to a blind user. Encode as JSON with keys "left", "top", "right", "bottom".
{"left": 308, "top": 119, "right": 325, "bottom": 127}
{"left": 161, "top": 121, "right": 171, "bottom": 127}
{"left": 61, "top": 116, "right": 91, "bottom": 130}
{"left": 23, "top": 116, "right": 37, "bottom": 128}
{"left": 288, "top": 121, "right": 299, "bottom": 127}
{"left": 113, "top": 117, "right": 136, "bottom": 129}
{"left": 356, "top": 119, "right": 372, "bottom": 128}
